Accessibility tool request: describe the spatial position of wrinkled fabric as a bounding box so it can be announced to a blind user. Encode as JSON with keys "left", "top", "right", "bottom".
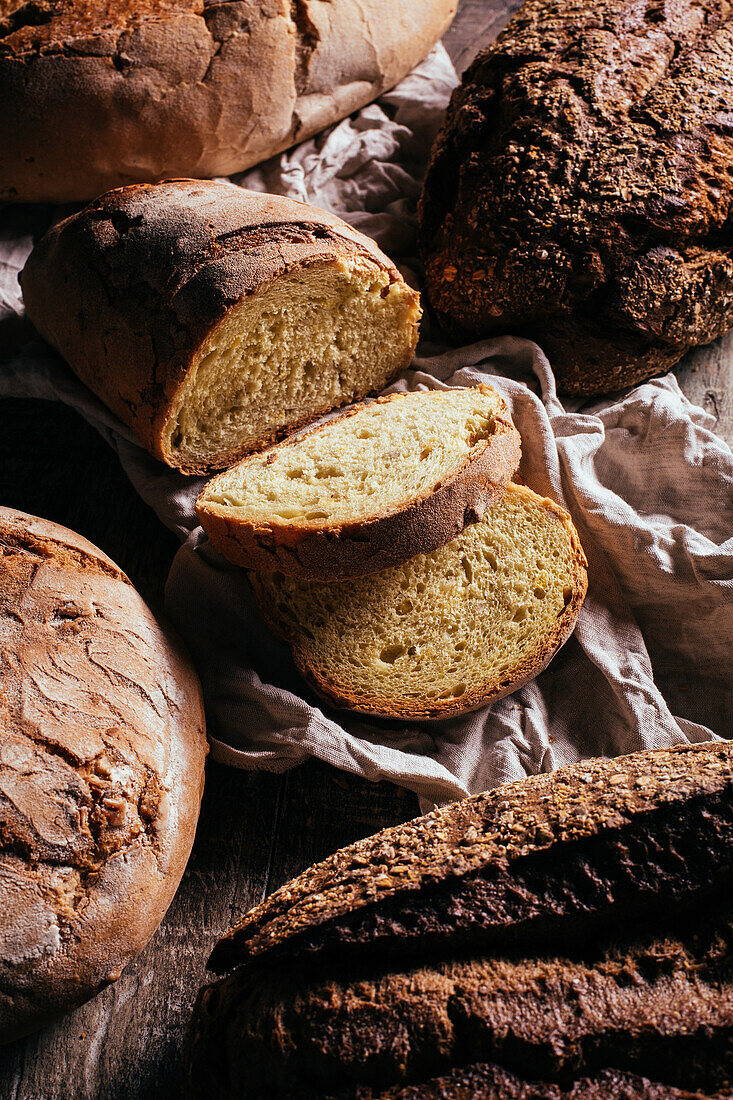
{"left": 0, "top": 46, "right": 731, "bottom": 811}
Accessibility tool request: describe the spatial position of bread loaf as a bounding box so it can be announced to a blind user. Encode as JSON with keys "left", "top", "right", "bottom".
{"left": 0, "top": 508, "right": 207, "bottom": 1042}
{"left": 196, "top": 386, "right": 521, "bottom": 580}
{"left": 184, "top": 742, "right": 733, "bottom": 1098}
{"left": 358, "top": 1066, "right": 723, "bottom": 1099}
{"left": 419, "top": 0, "right": 733, "bottom": 395}
{"left": 20, "top": 180, "right": 421, "bottom": 474}
{"left": 0, "top": 0, "right": 457, "bottom": 203}
{"left": 248, "top": 482, "right": 587, "bottom": 719}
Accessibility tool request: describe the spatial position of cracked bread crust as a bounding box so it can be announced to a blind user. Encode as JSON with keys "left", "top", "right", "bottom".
{"left": 0, "top": 507, "right": 208, "bottom": 1043}
{"left": 0, "top": 0, "right": 457, "bottom": 203}
{"left": 195, "top": 387, "right": 522, "bottom": 581}
{"left": 20, "top": 179, "right": 421, "bottom": 474}
{"left": 419, "top": 0, "right": 733, "bottom": 395}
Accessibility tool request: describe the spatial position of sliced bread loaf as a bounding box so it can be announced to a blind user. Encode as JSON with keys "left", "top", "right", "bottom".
{"left": 184, "top": 743, "right": 733, "bottom": 1099}
{"left": 196, "top": 386, "right": 521, "bottom": 580}
{"left": 20, "top": 180, "right": 421, "bottom": 474}
{"left": 249, "top": 482, "right": 587, "bottom": 720}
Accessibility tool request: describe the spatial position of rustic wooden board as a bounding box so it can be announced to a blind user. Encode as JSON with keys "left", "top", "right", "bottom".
{"left": 0, "top": 1, "right": 731, "bottom": 1096}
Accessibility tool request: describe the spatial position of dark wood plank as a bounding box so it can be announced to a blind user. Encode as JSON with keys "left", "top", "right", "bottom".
{"left": 267, "top": 761, "right": 418, "bottom": 893}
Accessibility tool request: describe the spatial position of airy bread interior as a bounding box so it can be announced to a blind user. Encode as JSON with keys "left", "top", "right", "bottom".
{"left": 200, "top": 387, "right": 509, "bottom": 525}
{"left": 165, "top": 259, "right": 419, "bottom": 470}
{"left": 251, "top": 483, "right": 587, "bottom": 718}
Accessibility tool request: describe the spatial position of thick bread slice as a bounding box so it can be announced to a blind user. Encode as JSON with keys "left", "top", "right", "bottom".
{"left": 185, "top": 913, "right": 733, "bottom": 1098}
{"left": 209, "top": 742, "right": 733, "bottom": 972}
{"left": 20, "top": 180, "right": 421, "bottom": 474}
{"left": 248, "top": 482, "right": 587, "bottom": 719}
{"left": 196, "top": 386, "right": 521, "bottom": 580}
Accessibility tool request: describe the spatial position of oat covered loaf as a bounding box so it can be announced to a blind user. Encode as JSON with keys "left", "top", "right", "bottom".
{"left": 20, "top": 180, "right": 421, "bottom": 474}
{"left": 0, "top": 0, "right": 457, "bottom": 203}
{"left": 419, "top": 0, "right": 733, "bottom": 395}
{"left": 196, "top": 386, "right": 521, "bottom": 580}
{"left": 184, "top": 742, "right": 733, "bottom": 1098}
{"left": 0, "top": 508, "right": 207, "bottom": 1042}
{"left": 248, "top": 482, "right": 587, "bottom": 719}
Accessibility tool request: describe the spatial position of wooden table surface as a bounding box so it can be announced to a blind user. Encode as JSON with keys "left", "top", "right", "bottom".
{"left": 1, "top": 2, "right": 732, "bottom": 1097}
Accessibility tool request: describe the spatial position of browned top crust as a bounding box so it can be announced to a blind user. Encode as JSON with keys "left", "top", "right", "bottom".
{"left": 420, "top": 0, "right": 733, "bottom": 394}
{"left": 210, "top": 741, "right": 733, "bottom": 971}
{"left": 0, "top": 507, "right": 208, "bottom": 1042}
{"left": 0, "top": 0, "right": 457, "bottom": 202}
{"left": 20, "top": 179, "right": 411, "bottom": 474}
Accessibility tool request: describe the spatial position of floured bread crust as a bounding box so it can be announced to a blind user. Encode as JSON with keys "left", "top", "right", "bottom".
{"left": 0, "top": 508, "right": 207, "bottom": 1042}
{"left": 0, "top": 0, "right": 457, "bottom": 202}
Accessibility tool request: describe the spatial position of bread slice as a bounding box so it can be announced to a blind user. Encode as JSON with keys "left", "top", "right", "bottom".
{"left": 249, "top": 482, "right": 587, "bottom": 720}
{"left": 196, "top": 386, "right": 521, "bottom": 580}
{"left": 20, "top": 181, "right": 421, "bottom": 474}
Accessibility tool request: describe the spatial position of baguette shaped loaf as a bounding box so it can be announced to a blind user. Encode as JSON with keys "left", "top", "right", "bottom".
{"left": 186, "top": 743, "right": 733, "bottom": 1098}
{"left": 0, "top": 508, "right": 207, "bottom": 1042}
{"left": 186, "top": 915, "right": 733, "bottom": 1097}
{"left": 0, "top": 0, "right": 457, "bottom": 203}
{"left": 361, "top": 1065, "right": 724, "bottom": 1099}
{"left": 419, "top": 0, "right": 733, "bottom": 395}
{"left": 248, "top": 483, "right": 587, "bottom": 719}
{"left": 21, "top": 180, "right": 421, "bottom": 474}
{"left": 210, "top": 742, "right": 733, "bottom": 972}
{"left": 196, "top": 386, "right": 521, "bottom": 580}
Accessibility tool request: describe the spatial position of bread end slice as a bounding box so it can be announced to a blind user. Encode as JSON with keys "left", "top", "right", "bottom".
{"left": 196, "top": 385, "right": 521, "bottom": 580}
{"left": 250, "top": 483, "right": 588, "bottom": 720}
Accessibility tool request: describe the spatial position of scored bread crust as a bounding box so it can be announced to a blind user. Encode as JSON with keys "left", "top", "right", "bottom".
{"left": 0, "top": 507, "right": 208, "bottom": 1042}
{"left": 185, "top": 743, "right": 733, "bottom": 1099}
{"left": 196, "top": 387, "right": 522, "bottom": 581}
{"left": 20, "top": 179, "right": 421, "bottom": 475}
{"left": 210, "top": 741, "right": 733, "bottom": 972}
{"left": 0, "top": 0, "right": 457, "bottom": 203}
{"left": 248, "top": 483, "right": 588, "bottom": 720}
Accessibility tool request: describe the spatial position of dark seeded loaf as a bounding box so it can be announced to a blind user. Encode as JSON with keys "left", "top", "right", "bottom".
{"left": 186, "top": 910, "right": 733, "bottom": 1097}
{"left": 184, "top": 742, "right": 733, "bottom": 1098}
{"left": 419, "top": 0, "right": 733, "bottom": 395}
{"left": 210, "top": 741, "right": 733, "bottom": 971}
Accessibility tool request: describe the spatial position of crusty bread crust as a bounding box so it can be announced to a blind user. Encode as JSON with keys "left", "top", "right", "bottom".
{"left": 186, "top": 743, "right": 733, "bottom": 1099}
{"left": 249, "top": 484, "right": 588, "bottom": 720}
{"left": 211, "top": 741, "right": 733, "bottom": 972}
{"left": 196, "top": 387, "right": 522, "bottom": 580}
{"left": 0, "top": 507, "right": 207, "bottom": 1042}
{"left": 0, "top": 0, "right": 457, "bottom": 203}
{"left": 20, "top": 180, "right": 420, "bottom": 474}
{"left": 419, "top": 0, "right": 733, "bottom": 395}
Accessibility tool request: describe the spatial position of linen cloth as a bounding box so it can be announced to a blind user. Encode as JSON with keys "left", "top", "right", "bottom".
{"left": 1, "top": 47, "right": 731, "bottom": 811}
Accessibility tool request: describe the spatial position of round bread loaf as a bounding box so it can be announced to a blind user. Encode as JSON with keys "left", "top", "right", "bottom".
{"left": 419, "top": 0, "right": 733, "bottom": 395}
{"left": 0, "top": 508, "right": 207, "bottom": 1043}
{"left": 20, "top": 180, "right": 422, "bottom": 475}
{"left": 0, "top": 0, "right": 457, "bottom": 203}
